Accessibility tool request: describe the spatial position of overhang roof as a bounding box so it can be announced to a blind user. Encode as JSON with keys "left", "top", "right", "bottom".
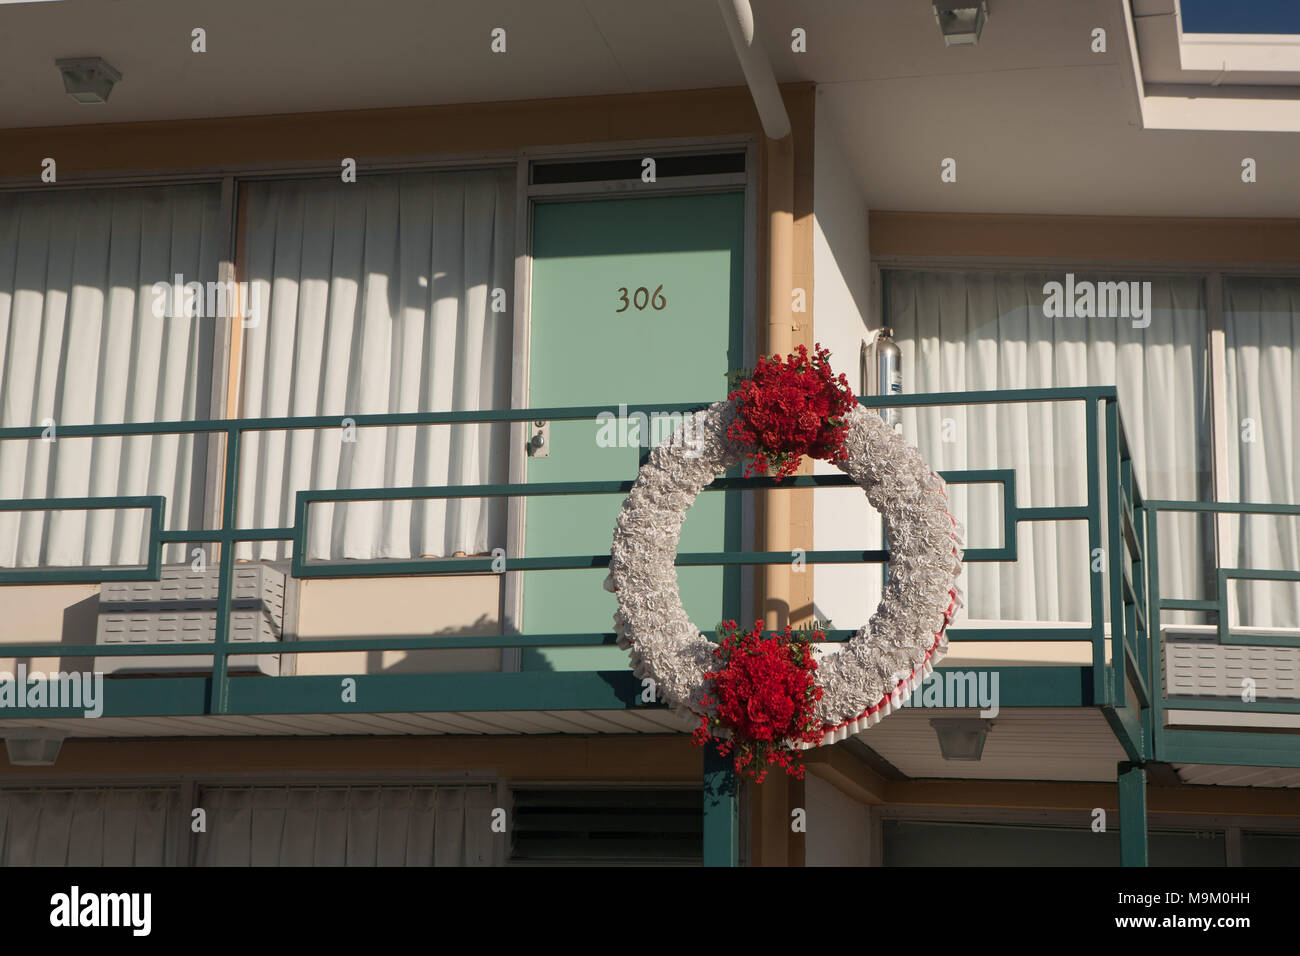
{"left": 2, "top": 1, "right": 1299, "bottom": 218}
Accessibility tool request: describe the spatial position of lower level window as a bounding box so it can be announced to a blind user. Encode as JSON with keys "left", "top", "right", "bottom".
{"left": 0, "top": 786, "right": 180, "bottom": 865}
{"left": 881, "top": 818, "right": 1227, "bottom": 866}
{"left": 194, "top": 784, "right": 498, "bottom": 866}
{"left": 0, "top": 782, "right": 498, "bottom": 866}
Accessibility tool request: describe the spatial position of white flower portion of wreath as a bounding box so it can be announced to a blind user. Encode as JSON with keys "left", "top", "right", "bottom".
{"left": 604, "top": 399, "right": 964, "bottom": 748}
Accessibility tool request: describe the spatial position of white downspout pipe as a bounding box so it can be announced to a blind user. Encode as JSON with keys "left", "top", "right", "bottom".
{"left": 718, "top": 0, "right": 795, "bottom": 640}
{"left": 716, "top": 0, "right": 792, "bottom": 139}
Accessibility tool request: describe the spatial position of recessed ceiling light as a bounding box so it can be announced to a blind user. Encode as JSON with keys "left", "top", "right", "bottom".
{"left": 54, "top": 56, "right": 121, "bottom": 104}
{"left": 932, "top": 3, "right": 989, "bottom": 47}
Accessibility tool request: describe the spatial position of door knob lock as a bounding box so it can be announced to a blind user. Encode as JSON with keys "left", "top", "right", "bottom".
{"left": 527, "top": 420, "right": 550, "bottom": 458}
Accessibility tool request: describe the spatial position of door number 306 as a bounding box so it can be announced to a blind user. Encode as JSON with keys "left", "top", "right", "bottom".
{"left": 616, "top": 285, "right": 667, "bottom": 312}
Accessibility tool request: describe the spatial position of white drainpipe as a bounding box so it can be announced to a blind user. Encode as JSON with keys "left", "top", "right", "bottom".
{"left": 716, "top": 0, "right": 792, "bottom": 140}
{"left": 718, "top": 0, "right": 796, "bottom": 634}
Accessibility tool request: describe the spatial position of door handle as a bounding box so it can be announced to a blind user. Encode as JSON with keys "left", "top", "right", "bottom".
{"left": 527, "top": 420, "right": 549, "bottom": 458}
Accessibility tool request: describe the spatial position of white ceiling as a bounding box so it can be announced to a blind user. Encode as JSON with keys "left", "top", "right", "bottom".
{"left": 1175, "top": 763, "right": 1300, "bottom": 788}
{"left": 857, "top": 707, "right": 1128, "bottom": 782}
{"left": 2, "top": 0, "right": 1299, "bottom": 215}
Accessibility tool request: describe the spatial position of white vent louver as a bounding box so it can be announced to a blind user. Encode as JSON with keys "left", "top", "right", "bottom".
{"left": 95, "top": 565, "right": 287, "bottom": 676}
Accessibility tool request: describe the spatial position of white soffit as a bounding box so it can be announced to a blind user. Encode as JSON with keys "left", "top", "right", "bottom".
{"left": 1164, "top": 710, "right": 1300, "bottom": 731}
{"left": 854, "top": 708, "right": 1127, "bottom": 783}
{"left": 1126, "top": 0, "right": 1300, "bottom": 131}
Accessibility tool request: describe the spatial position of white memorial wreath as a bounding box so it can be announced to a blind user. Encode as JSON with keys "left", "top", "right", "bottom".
{"left": 605, "top": 398, "right": 963, "bottom": 748}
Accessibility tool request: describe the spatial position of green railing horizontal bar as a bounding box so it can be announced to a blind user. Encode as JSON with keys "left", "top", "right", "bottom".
{"left": 1159, "top": 729, "right": 1300, "bottom": 768}
{"left": 0, "top": 677, "right": 208, "bottom": 719}
{"left": 296, "top": 469, "right": 1011, "bottom": 506}
{"left": 0, "top": 629, "right": 867, "bottom": 657}
{"left": 0, "top": 567, "right": 160, "bottom": 584}
{"left": 293, "top": 549, "right": 894, "bottom": 578}
{"left": 944, "top": 627, "right": 1098, "bottom": 642}
{"left": 1016, "top": 505, "right": 1090, "bottom": 521}
{"left": 0, "top": 672, "right": 663, "bottom": 719}
{"left": 295, "top": 476, "right": 839, "bottom": 503}
{"left": 0, "top": 666, "right": 1097, "bottom": 720}
{"left": 0, "top": 627, "right": 1118, "bottom": 657}
{"left": 1224, "top": 568, "right": 1300, "bottom": 582}
{"left": 0, "top": 495, "right": 162, "bottom": 513}
{"left": 0, "top": 387, "right": 1121, "bottom": 443}
{"left": 224, "top": 670, "right": 655, "bottom": 714}
{"left": 1161, "top": 599, "right": 1219, "bottom": 611}
{"left": 157, "top": 528, "right": 293, "bottom": 543}
{"left": 1145, "top": 499, "right": 1300, "bottom": 516}
{"left": 0, "top": 634, "right": 618, "bottom": 656}
{"left": 859, "top": 386, "right": 1115, "bottom": 407}
{"left": 1217, "top": 632, "right": 1300, "bottom": 648}
{"left": 1163, "top": 696, "right": 1300, "bottom": 714}
{"left": 930, "top": 665, "right": 1094, "bottom": 707}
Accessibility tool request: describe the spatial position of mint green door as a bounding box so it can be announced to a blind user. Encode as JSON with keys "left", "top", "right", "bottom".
{"left": 523, "top": 192, "right": 746, "bottom": 671}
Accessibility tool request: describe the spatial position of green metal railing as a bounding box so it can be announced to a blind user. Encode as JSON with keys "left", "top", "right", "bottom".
{"left": 0, "top": 388, "right": 1128, "bottom": 728}
{"left": 0, "top": 385, "right": 1294, "bottom": 770}
{"left": 1144, "top": 499, "right": 1300, "bottom": 768}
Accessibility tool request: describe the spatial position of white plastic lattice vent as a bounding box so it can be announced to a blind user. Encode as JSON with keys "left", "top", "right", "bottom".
{"left": 95, "top": 565, "right": 286, "bottom": 676}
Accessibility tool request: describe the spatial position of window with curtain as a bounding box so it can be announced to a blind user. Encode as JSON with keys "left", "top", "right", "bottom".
{"left": 0, "top": 787, "right": 180, "bottom": 865}
{"left": 235, "top": 168, "right": 515, "bottom": 563}
{"left": 1223, "top": 277, "right": 1300, "bottom": 628}
{"left": 0, "top": 184, "right": 222, "bottom": 567}
{"left": 885, "top": 270, "right": 1212, "bottom": 623}
{"left": 193, "top": 784, "right": 497, "bottom": 866}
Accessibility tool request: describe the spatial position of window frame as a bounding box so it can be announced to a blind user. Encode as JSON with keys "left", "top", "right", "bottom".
{"left": 871, "top": 803, "right": 1300, "bottom": 867}
{"left": 2, "top": 134, "right": 760, "bottom": 670}
{"left": 0, "top": 771, "right": 505, "bottom": 866}
{"left": 873, "top": 255, "right": 1300, "bottom": 631}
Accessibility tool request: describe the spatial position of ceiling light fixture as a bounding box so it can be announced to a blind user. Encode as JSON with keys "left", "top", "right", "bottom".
{"left": 930, "top": 717, "right": 994, "bottom": 760}
{"left": 932, "top": 3, "right": 988, "bottom": 47}
{"left": 55, "top": 56, "right": 121, "bottom": 104}
{"left": 5, "top": 728, "right": 66, "bottom": 766}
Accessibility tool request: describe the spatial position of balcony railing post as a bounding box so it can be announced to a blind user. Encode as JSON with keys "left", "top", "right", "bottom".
{"left": 1085, "top": 397, "right": 1106, "bottom": 701}
{"left": 1117, "top": 760, "right": 1149, "bottom": 867}
{"left": 702, "top": 742, "right": 739, "bottom": 867}
{"left": 209, "top": 425, "right": 241, "bottom": 716}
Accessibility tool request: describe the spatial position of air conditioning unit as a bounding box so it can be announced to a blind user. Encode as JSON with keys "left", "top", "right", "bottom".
{"left": 1162, "top": 624, "right": 1299, "bottom": 701}
{"left": 95, "top": 564, "right": 288, "bottom": 676}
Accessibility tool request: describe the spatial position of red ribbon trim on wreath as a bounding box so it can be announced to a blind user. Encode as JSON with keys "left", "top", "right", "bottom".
{"left": 818, "top": 480, "right": 962, "bottom": 740}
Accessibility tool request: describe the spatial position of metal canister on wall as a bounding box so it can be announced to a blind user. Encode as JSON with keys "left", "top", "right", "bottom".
{"left": 874, "top": 327, "right": 903, "bottom": 431}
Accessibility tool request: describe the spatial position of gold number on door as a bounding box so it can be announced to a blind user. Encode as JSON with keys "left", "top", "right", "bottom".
{"left": 616, "top": 285, "right": 666, "bottom": 313}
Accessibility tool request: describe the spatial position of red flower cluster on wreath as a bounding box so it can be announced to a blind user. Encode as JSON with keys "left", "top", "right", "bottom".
{"left": 727, "top": 343, "right": 857, "bottom": 480}
{"left": 691, "top": 620, "right": 825, "bottom": 782}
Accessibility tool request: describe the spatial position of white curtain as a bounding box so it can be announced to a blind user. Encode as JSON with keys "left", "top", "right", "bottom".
{"left": 0, "top": 787, "right": 178, "bottom": 865}
{"left": 194, "top": 784, "right": 497, "bottom": 866}
{"left": 886, "top": 271, "right": 1211, "bottom": 623}
{"left": 1224, "top": 277, "right": 1300, "bottom": 627}
{"left": 236, "top": 168, "right": 514, "bottom": 562}
{"left": 0, "top": 185, "right": 221, "bottom": 567}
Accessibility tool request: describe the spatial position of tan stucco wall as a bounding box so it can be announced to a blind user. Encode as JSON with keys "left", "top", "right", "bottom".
{"left": 0, "top": 584, "right": 99, "bottom": 673}
{"left": 293, "top": 574, "right": 503, "bottom": 674}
